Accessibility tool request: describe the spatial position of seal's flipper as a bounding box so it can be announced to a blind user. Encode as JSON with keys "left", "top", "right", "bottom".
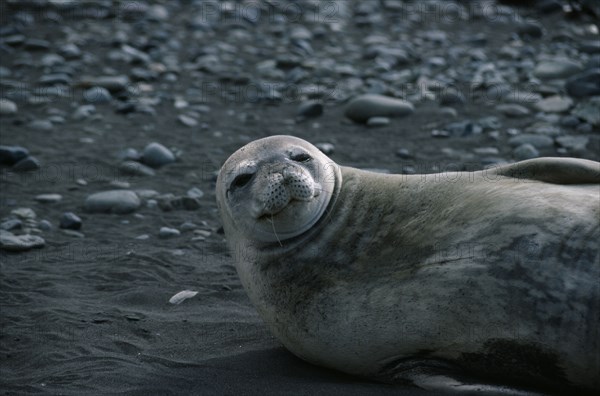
{"left": 489, "top": 157, "right": 600, "bottom": 185}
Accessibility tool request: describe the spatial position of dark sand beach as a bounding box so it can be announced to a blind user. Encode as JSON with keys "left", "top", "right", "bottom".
{"left": 1, "top": 1, "right": 598, "bottom": 394}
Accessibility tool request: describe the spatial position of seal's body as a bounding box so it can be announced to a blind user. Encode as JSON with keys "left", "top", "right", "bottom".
{"left": 216, "top": 136, "right": 600, "bottom": 393}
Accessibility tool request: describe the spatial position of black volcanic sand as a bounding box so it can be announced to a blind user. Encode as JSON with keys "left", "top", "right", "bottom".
{"left": 1, "top": 1, "right": 598, "bottom": 395}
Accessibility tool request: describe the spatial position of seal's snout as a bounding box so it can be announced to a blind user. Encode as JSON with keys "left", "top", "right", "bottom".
{"left": 253, "top": 165, "right": 319, "bottom": 218}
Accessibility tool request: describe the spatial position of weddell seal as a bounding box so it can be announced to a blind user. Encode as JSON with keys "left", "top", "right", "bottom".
{"left": 216, "top": 135, "right": 600, "bottom": 394}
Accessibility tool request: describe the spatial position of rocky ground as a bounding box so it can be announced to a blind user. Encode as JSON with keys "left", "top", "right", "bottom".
{"left": 0, "top": 0, "right": 598, "bottom": 394}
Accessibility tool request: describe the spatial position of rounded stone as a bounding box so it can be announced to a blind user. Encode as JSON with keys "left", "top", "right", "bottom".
{"left": 83, "top": 86, "right": 112, "bottom": 104}
{"left": 496, "top": 104, "right": 531, "bottom": 118}
{"left": 59, "top": 212, "right": 82, "bottom": 230}
{"left": 0, "top": 145, "right": 28, "bottom": 165}
{"left": 84, "top": 190, "right": 141, "bottom": 214}
{"left": 0, "top": 231, "right": 45, "bottom": 252}
{"left": 296, "top": 101, "right": 323, "bottom": 118}
{"left": 508, "top": 134, "right": 554, "bottom": 149}
{"left": 12, "top": 156, "right": 41, "bottom": 172}
{"left": 159, "top": 227, "right": 180, "bottom": 239}
{"left": 565, "top": 69, "right": 600, "bottom": 98}
{"left": 0, "top": 99, "right": 18, "bottom": 115}
{"left": 513, "top": 144, "right": 540, "bottom": 161}
{"left": 35, "top": 194, "right": 63, "bottom": 203}
{"left": 141, "top": 142, "right": 175, "bottom": 168}
{"left": 533, "top": 59, "right": 583, "bottom": 80}
{"left": 534, "top": 96, "right": 573, "bottom": 113}
{"left": 344, "top": 94, "right": 414, "bottom": 123}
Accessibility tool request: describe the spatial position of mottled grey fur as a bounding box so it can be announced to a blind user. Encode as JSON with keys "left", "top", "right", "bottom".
{"left": 217, "top": 135, "right": 599, "bottom": 394}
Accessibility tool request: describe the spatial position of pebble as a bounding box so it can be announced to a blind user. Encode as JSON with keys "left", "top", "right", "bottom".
{"left": 0, "top": 219, "right": 22, "bottom": 231}
{"left": 0, "top": 99, "right": 17, "bottom": 115}
{"left": 366, "top": 117, "right": 390, "bottom": 127}
{"left": 439, "top": 90, "right": 466, "bottom": 106}
{"left": 194, "top": 230, "right": 211, "bottom": 238}
{"left": 565, "top": 69, "right": 600, "bottom": 98}
{"left": 35, "top": 194, "right": 62, "bottom": 203}
{"left": 555, "top": 136, "right": 589, "bottom": 152}
{"left": 142, "top": 142, "right": 176, "bottom": 168}
{"left": 0, "top": 231, "right": 45, "bottom": 252}
{"left": 12, "top": 156, "right": 41, "bottom": 172}
{"left": 178, "top": 114, "right": 198, "bottom": 127}
{"left": 0, "top": 145, "right": 28, "bottom": 165}
{"left": 572, "top": 98, "right": 600, "bottom": 126}
{"left": 513, "top": 144, "right": 540, "bottom": 160}
{"left": 38, "top": 220, "right": 52, "bottom": 231}
{"left": 344, "top": 94, "right": 414, "bottom": 123}
{"left": 28, "top": 120, "right": 54, "bottom": 131}
{"left": 495, "top": 104, "right": 530, "bottom": 118}
{"left": 296, "top": 101, "right": 323, "bottom": 118}
{"left": 395, "top": 148, "right": 413, "bottom": 159}
{"left": 80, "top": 76, "right": 129, "bottom": 92}
{"left": 315, "top": 143, "right": 335, "bottom": 155}
{"left": 534, "top": 96, "right": 573, "bottom": 113}
{"left": 159, "top": 227, "right": 180, "bottom": 239}
{"left": 72, "top": 105, "right": 96, "bottom": 120}
{"left": 61, "top": 229, "right": 85, "bottom": 238}
{"left": 517, "top": 21, "right": 543, "bottom": 38}
{"left": 59, "top": 212, "right": 82, "bottom": 230}
{"left": 508, "top": 134, "right": 554, "bottom": 149}
{"left": 84, "top": 190, "right": 141, "bottom": 214}
{"left": 187, "top": 187, "right": 204, "bottom": 199}
{"left": 533, "top": 58, "right": 583, "bottom": 80}
{"left": 83, "top": 87, "right": 112, "bottom": 104}
{"left": 118, "top": 161, "right": 156, "bottom": 177}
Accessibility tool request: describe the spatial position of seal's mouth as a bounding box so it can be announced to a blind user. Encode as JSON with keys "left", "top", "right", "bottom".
{"left": 254, "top": 198, "right": 304, "bottom": 220}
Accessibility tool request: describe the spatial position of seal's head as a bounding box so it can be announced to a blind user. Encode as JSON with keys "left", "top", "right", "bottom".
{"left": 217, "top": 135, "right": 341, "bottom": 244}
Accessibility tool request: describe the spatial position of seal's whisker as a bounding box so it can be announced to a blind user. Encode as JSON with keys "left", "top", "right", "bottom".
{"left": 269, "top": 213, "right": 283, "bottom": 247}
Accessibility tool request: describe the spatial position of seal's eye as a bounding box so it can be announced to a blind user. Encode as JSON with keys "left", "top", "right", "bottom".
{"left": 231, "top": 173, "right": 253, "bottom": 189}
{"left": 290, "top": 152, "right": 311, "bottom": 162}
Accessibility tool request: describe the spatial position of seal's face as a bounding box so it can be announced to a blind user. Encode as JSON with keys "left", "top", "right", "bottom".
{"left": 217, "top": 135, "right": 340, "bottom": 243}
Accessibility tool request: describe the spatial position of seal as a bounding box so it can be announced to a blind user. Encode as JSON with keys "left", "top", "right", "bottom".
{"left": 216, "top": 135, "right": 600, "bottom": 394}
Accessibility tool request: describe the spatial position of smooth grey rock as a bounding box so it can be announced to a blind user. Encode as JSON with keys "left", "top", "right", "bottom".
{"left": 315, "top": 143, "right": 335, "bottom": 155}
{"left": 13, "top": 156, "right": 41, "bottom": 172}
{"left": 35, "top": 194, "right": 62, "bottom": 203}
{"left": 38, "top": 220, "right": 52, "bottom": 231}
{"left": 513, "top": 144, "right": 540, "bottom": 160}
{"left": 565, "top": 69, "right": 600, "bottom": 98}
{"left": 534, "top": 96, "right": 573, "bottom": 113}
{"left": 118, "top": 161, "right": 156, "bottom": 177}
{"left": 83, "top": 87, "right": 112, "bottom": 104}
{"left": 496, "top": 104, "right": 531, "bottom": 118}
{"left": 0, "top": 219, "right": 22, "bottom": 231}
{"left": 572, "top": 98, "right": 600, "bottom": 126}
{"left": 59, "top": 212, "right": 82, "bottom": 230}
{"left": 178, "top": 114, "right": 198, "bottom": 127}
{"left": 555, "top": 136, "right": 589, "bottom": 152}
{"left": 72, "top": 104, "right": 96, "bottom": 120}
{"left": 296, "top": 101, "right": 323, "bottom": 118}
{"left": 533, "top": 58, "right": 583, "bottom": 79}
{"left": 345, "top": 94, "right": 414, "bottom": 123}
{"left": 508, "top": 134, "right": 554, "bottom": 149}
{"left": 186, "top": 187, "right": 204, "bottom": 199}
{"left": 80, "top": 76, "right": 129, "bottom": 92}
{"left": 142, "top": 142, "right": 175, "bottom": 168}
{"left": 159, "top": 227, "right": 180, "bottom": 239}
{"left": 84, "top": 190, "right": 141, "bottom": 214}
{"left": 28, "top": 120, "right": 54, "bottom": 131}
{"left": 0, "top": 231, "right": 45, "bottom": 251}
{"left": 517, "top": 21, "right": 543, "bottom": 38}
{"left": 0, "top": 99, "right": 17, "bottom": 115}
{"left": 439, "top": 89, "right": 466, "bottom": 106}
{"left": 0, "top": 145, "right": 28, "bottom": 165}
